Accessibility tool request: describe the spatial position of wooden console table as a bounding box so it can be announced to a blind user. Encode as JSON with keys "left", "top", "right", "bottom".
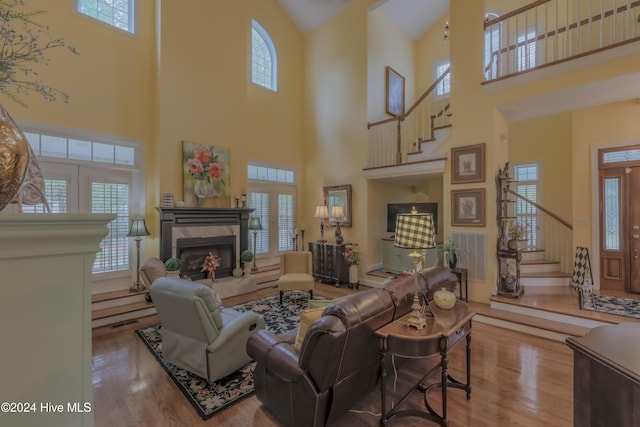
{"left": 376, "top": 302, "right": 475, "bottom": 426}
{"left": 566, "top": 323, "right": 640, "bottom": 427}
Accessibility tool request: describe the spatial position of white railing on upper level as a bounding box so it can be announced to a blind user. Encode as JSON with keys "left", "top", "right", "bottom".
{"left": 484, "top": 0, "right": 640, "bottom": 81}
{"left": 367, "top": 68, "right": 451, "bottom": 168}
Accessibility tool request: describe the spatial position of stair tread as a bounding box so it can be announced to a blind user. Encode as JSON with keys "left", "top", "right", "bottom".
{"left": 432, "top": 124, "right": 452, "bottom": 130}
{"left": 470, "top": 302, "right": 590, "bottom": 337}
{"left": 521, "top": 259, "right": 560, "bottom": 265}
{"left": 257, "top": 273, "right": 280, "bottom": 285}
{"left": 92, "top": 288, "right": 146, "bottom": 303}
{"left": 92, "top": 301, "right": 154, "bottom": 320}
{"left": 521, "top": 271, "right": 571, "bottom": 278}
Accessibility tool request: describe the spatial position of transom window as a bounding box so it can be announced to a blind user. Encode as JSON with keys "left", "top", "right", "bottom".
{"left": 77, "top": 0, "right": 135, "bottom": 33}
{"left": 251, "top": 19, "right": 278, "bottom": 91}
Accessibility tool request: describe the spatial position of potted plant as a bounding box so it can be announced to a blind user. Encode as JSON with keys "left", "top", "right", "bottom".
{"left": 240, "top": 250, "right": 254, "bottom": 275}
{"left": 437, "top": 237, "right": 461, "bottom": 269}
{"left": 164, "top": 258, "right": 181, "bottom": 278}
{"left": 507, "top": 222, "right": 528, "bottom": 250}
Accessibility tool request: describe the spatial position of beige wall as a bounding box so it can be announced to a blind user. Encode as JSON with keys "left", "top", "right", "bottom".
{"left": 303, "top": 0, "right": 373, "bottom": 272}
{"left": 509, "top": 113, "right": 573, "bottom": 222}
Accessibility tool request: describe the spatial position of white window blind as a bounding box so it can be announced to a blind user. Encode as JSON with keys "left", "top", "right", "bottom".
{"left": 278, "top": 193, "right": 294, "bottom": 252}
{"left": 435, "top": 60, "right": 451, "bottom": 97}
{"left": 77, "top": 0, "right": 135, "bottom": 33}
{"left": 91, "top": 182, "right": 130, "bottom": 274}
{"left": 20, "top": 179, "right": 68, "bottom": 213}
{"left": 484, "top": 13, "right": 500, "bottom": 80}
{"left": 517, "top": 32, "right": 536, "bottom": 72}
{"left": 515, "top": 164, "right": 539, "bottom": 248}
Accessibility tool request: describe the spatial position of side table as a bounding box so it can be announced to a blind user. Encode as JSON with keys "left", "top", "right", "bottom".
{"left": 376, "top": 302, "right": 475, "bottom": 426}
{"left": 451, "top": 267, "right": 468, "bottom": 302}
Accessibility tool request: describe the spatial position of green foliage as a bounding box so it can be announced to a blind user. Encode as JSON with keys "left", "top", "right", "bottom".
{"left": 240, "top": 250, "right": 253, "bottom": 263}
{"left": 436, "top": 237, "right": 461, "bottom": 265}
{"left": 0, "top": 0, "right": 79, "bottom": 106}
{"left": 164, "top": 257, "right": 181, "bottom": 271}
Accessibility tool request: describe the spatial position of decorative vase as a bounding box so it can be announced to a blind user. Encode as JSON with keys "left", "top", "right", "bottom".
{"left": 433, "top": 287, "right": 456, "bottom": 309}
{"left": 0, "top": 104, "right": 30, "bottom": 212}
{"left": 349, "top": 265, "right": 358, "bottom": 285}
{"left": 233, "top": 267, "right": 243, "bottom": 278}
{"left": 208, "top": 269, "right": 216, "bottom": 282}
{"left": 167, "top": 270, "right": 180, "bottom": 278}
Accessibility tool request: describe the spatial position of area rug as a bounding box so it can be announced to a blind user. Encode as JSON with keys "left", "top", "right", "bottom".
{"left": 135, "top": 290, "right": 324, "bottom": 420}
{"left": 579, "top": 292, "right": 640, "bottom": 320}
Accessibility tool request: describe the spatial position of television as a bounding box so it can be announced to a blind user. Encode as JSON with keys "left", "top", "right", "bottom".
{"left": 387, "top": 203, "right": 438, "bottom": 234}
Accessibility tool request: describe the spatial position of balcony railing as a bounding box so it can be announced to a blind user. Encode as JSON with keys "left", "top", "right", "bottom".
{"left": 484, "top": 0, "right": 640, "bottom": 82}
{"left": 367, "top": 68, "right": 451, "bottom": 168}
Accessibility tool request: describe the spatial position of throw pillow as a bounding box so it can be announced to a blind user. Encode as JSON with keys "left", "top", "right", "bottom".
{"left": 307, "top": 298, "right": 335, "bottom": 309}
{"left": 294, "top": 307, "right": 324, "bottom": 352}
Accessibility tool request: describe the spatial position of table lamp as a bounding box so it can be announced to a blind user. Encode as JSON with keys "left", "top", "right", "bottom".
{"left": 248, "top": 216, "right": 262, "bottom": 271}
{"left": 128, "top": 217, "right": 150, "bottom": 292}
{"left": 394, "top": 207, "right": 435, "bottom": 329}
{"left": 331, "top": 205, "right": 345, "bottom": 244}
{"left": 314, "top": 205, "right": 329, "bottom": 242}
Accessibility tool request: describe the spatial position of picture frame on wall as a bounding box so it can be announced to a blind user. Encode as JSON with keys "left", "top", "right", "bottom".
{"left": 451, "top": 188, "right": 486, "bottom": 227}
{"left": 451, "top": 143, "right": 485, "bottom": 184}
{"left": 385, "top": 66, "right": 405, "bottom": 117}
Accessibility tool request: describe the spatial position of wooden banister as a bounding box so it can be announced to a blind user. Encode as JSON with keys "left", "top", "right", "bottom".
{"left": 508, "top": 189, "right": 573, "bottom": 230}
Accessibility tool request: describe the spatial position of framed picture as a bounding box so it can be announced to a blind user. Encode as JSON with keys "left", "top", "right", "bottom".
{"left": 451, "top": 188, "right": 486, "bottom": 227}
{"left": 323, "top": 184, "right": 352, "bottom": 227}
{"left": 385, "top": 66, "right": 405, "bottom": 117}
{"left": 182, "top": 141, "right": 231, "bottom": 208}
{"left": 451, "top": 143, "right": 485, "bottom": 184}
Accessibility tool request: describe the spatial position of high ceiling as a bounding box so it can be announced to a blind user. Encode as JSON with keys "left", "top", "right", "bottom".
{"left": 277, "top": 0, "right": 449, "bottom": 40}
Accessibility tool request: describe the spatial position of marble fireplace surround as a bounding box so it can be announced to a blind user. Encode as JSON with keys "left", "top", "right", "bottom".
{"left": 157, "top": 207, "right": 254, "bottom": 282}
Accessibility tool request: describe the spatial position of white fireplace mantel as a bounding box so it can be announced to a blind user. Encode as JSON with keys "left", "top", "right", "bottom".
{"left": 0, "top": 213, "right": 114, "bottom": 427}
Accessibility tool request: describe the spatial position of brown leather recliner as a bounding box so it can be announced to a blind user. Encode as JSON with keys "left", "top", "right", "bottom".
{"left": 246, "top": 266, "right": 458, "bottom": 426}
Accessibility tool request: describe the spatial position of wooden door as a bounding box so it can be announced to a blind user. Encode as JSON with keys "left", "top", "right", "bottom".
{"left": 599, "top": 146, "right": 640, "bottom": 294}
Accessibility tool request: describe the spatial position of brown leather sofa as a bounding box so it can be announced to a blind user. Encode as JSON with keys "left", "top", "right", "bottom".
{"left": 246, "top": 266, "right": 458, "bottom": 427}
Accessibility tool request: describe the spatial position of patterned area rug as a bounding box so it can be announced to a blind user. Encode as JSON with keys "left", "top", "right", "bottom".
{"left": 135, "top": 290, "right": 322, "bottom": 420}
{"left": 579, "top": 292, "right": 640, "bottom": 320}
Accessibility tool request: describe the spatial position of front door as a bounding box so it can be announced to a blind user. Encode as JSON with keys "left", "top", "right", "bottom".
{"left": 599, "top": 146, "right": 640, "bottom": 293}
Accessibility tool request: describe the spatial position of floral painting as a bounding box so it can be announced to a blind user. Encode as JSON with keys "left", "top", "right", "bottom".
{"left": 182, "top": 141, "right": 231, "bottom": 208}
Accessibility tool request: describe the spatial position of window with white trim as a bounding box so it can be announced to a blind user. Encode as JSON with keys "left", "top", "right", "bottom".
{"left": 517, "top": 31, "right": 537, "bottom": 72}
{"left": 435, "top": 59, "right": 451, "bottom": 97}
{"left": 484, "top": 12, "right": 500, "bottom": 80}
{"left": 248, "top": 164, "right": 296, "bottom": 259}
{"left": 514, "top": 163, "right": 539, "bottom": 248}
{"left": 251, "top": 19, "right": 278, "bottom": 91}
{"left": 77, "top": 0, "right": 135, "bottom": 33}
{"left": 21, "top": 128, "right": 141, "bottom": 279}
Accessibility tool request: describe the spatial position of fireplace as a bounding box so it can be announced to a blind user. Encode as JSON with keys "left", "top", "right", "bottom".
{"left": 176, "top": 236, "right": 236, "bottom": 280}
{"left": 157, "top": 207, "right": 254, "bottom": 280}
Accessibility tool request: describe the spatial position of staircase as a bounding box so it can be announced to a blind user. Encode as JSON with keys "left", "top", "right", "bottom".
{"left": 520, "top": 248, "right": 571, "bottom": 287}
{"left": 91, "top": 263, "right": 282, "bottom": 329}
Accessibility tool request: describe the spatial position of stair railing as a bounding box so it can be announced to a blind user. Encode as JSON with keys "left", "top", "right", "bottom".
{"left": 484, "top": 0, "right": 640, "bottom": 82}
{"left": 367, "top": 68, "right": 451, "bottom": 168}
{"left": 508, "top": 189, "right": 574, "bottom": 273}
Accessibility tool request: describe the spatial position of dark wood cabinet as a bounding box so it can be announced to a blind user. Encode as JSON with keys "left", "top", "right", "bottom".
{"left": 308, "top": 241, "right": 350, "bottom": 285}
{"left": 566, "top": 323, "right": 640, "bottom": 427}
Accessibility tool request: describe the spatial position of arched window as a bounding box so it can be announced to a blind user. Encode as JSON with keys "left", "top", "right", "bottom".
{"left": 251, "top": 20, "right": 278, "bottom": 91}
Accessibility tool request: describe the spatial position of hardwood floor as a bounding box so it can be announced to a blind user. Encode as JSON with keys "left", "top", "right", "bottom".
{"left": 92, "top": 282, "right": 576, "bottom": 427}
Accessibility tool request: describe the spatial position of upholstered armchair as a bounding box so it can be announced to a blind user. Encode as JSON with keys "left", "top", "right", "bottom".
{"left": 278, "top": 251, "right": 314, "bottom": 303}
{"left": 139, "top": 257, "right": 167, "bottom": 288}
{"left": 149, "top": 277, "right": 265, "bottom": 382}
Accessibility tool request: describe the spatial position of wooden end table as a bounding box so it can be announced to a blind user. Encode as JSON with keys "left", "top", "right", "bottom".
{"left": 451, "top": 267, "right": 468, "bottom": 302}
{"left": 375, "top": 302, "right": 474, "bottom": 426}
